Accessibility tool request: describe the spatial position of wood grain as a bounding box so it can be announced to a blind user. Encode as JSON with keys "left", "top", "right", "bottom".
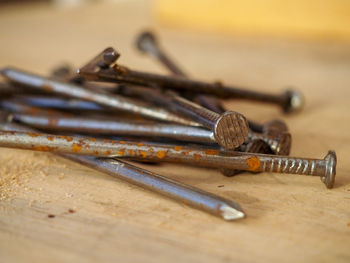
{"left": 0, "top": 1, "right": 349, "bottom": 262}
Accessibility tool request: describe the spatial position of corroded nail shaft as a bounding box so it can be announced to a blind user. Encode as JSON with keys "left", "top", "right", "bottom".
{"left": 136, "top": 31, "right": 226, "bottom": 114}
{"left": 0, "top": 130, "right": 336, "bottom": 188}
{"left": 79, "top": 47, "right": 304, "bottom": 113}
{"left": 0, "top": 67, "right": 200, "bottom": 126}
{"left": 0, "top": 122, "right": 244, "bottom": 221}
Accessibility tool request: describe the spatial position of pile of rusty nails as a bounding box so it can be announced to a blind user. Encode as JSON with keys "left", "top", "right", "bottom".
{"left": 0, "top": 31, "right": 336, "bottom": 221}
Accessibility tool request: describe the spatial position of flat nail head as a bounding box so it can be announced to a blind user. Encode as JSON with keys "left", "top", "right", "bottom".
{"left": 272, "top": 132, "right": 292, "bottom": 156}
{"left": 322, "top": 150, "right": 337, "bottom": 189}
{"left": 103, "top": 47, "right": 120, "bottom": 65}
{"left": 283, "top": 89, "right": 304, "bottom": 113}
{"left": 136, "top": 31, "right": 158, "bottom": 55}
{"left": 214, "top": 111, "right": 249, "bottom": 149}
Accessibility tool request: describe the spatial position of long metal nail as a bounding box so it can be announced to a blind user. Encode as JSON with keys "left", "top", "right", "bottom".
{"left": 78, "top": 47, "right": 304, "bottom": 113}
{"left": 14, "top": 95, "right": 104, "bottom": 112}
{"left": 116, "top": 85, "right": 248, "bottom": 149}
{"left": 151, "top": 90, "right": 249, "bottom": 149}
{"left": 0, "top": 98, "right": 73, "bottom": 116}
{"left": 136, "top": 31, "right": 186, "bottom": 76}
{"left": 135, "top": 33, "right": 286, "bottom": 159}
{"left": 10, "top": 112, "right": 216, "bottom": 144}
{"left": 0, "top": 130, "right": 336, "bottom": 188}
{"left": 136, "top": 31, "right": 232, "bottom": 116}
{"left": 0, "top": 67, "right": 201, "bottom": 127}
{"left": 0, "top": 121, "right": 244, "bottom": 221}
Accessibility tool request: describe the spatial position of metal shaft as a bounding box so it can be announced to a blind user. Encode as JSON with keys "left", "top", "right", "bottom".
{"left": 136, "top": 31, "right": 226, "bottom": 114}
{"left": 0, "top": 130, "right": 336, "bottom": 188}
{"left": 0, "top": 121, "right": 244, "bottom": 221}
{"left": 78, "top": 47, "right": 304, "bottom": 113}
{"left": 14, "top": 95, "right": 104, "bottom": 112}
{"left": 156, "top": 91, "right": 249, "bottom": 149}
{"left": 117, "top": 85, "right": 249, "bottom": 149}
{"left": 10, "top": 113, "right": 216, "bottom": 144}
{"left": 0, "top": 67, "right": 200, "bottom": 127}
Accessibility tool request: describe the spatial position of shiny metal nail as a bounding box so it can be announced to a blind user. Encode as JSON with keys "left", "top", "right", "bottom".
{"left": 0, "top": 67, "right": 201, "bottom": 127}
{"left": 10, "top": 112, "right": 216, "bottom": 144}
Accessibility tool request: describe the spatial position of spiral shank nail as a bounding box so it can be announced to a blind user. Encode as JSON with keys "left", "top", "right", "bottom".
{"left": 257, "top": 151, "right": 336, "bottom": 188}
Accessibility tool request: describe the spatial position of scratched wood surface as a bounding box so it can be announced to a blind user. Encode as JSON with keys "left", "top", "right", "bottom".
{"left": 0, "top": 1, "right": 349, "bottom": 263}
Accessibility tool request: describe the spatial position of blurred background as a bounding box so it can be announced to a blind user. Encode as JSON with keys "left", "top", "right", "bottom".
{"left": 2, "top": 0, "right": 350, "bottom": 40}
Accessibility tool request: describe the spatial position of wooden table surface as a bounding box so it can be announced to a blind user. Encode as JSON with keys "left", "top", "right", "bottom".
{"left": 0, "top": 1, "right": 349, "bottom": 262}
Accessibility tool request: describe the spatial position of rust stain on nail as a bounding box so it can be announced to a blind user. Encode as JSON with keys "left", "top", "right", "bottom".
{"left": 26, "top": 132, "right": 39, "bottom": 137}
{"left": 174, "top": 146, "right": 182, "bottom": 151}
{"left": 33, "top": 146, "right": 53, "bottom": 151}
{"left": 194, "top": 154, "right": 201, "bottom": 161}
{"left": 148, "top": 147, "right": 154, "bottom": 153}
{"left": 88, "top": 138, "right": 96, "bottom": 142}
{"left": 105, "top": 150, "right": 111, "bottom": 155}
{"left": 47, "top": 136, "right": 54, "bottom": 141}
{"left": 137, "top": 143, "right": 144, "bottom": 146}
{"left": 93, "top": 151, "right": 99, "bottom": 155}
{"left": 128, "top": 150, "right": 134, "bottom": 155}
{"left": 247, "top": 157, "right": 261, "bottom": 171}
{"left": 42, "top": 84, "right": 53, "bottom": 92}
{"left": 205, "top": 149, "right": 219, "bottom": 155}
{"left": 120, "top": 141, "right": 126, "bottom": 144}
{"left": 140, "top": 151, "right": 147, "bottom": 158}
{"left": 72, "top": 143, "right": 82, "bottom": 153}
{"left": 48, "top": 118, "right": 58, "bottom": 127}
{"left": 118, "top": 150, "right": 125, "bottom": 156}
{"left": 156, "top": 151, "right": 166, "bottom": 159}
{"left": 65, "top": 136, "right": 73, "bottom": 142}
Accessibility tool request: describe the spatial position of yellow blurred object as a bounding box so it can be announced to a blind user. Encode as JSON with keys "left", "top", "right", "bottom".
{"left": 156, "top": 0, "right": 350, "bottom": 40}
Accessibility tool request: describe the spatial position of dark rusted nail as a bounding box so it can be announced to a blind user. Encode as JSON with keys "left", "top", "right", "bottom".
{"left": 0, "top": 130, "right": 336, "bottom": 188}
{"left": 0, "top": 67, "right": 201, "bottom": 127}
{"left": 0, "top": 121, "right": 245, "bottom": 221}
{"left": 136, "top": 30, "right": 228, "bottom": 114}
{"left": 78, "top": 47, "right": 304, "bottom": 113}
{"left": 136, "top": 31, "right": 186, "bottom": 77}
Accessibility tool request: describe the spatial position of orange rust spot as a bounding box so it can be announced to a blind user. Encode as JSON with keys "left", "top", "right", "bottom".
{"left": 93, "top": 151, "right": 99, "bottom": 155}
{"left": 128, "top": 150, "right": 134, "bottom": 155}
{"left": 33, "top": 146, "right": 52, "bottom": 151}
{"left": 88, "top": 138, "right": 96, "bottom": 142}
{"left": 247, "top": 157, "right": 261, "bottom": 171}
{"left": 148, "top": 147, "right": 154, "bottom": 153}
{"left": 47, "top": 136, "right": 54, "bottom": 141}
{"left": 140, "top": 151, "right": 147, "bottom": 158}
{"left": 118, "top": 150, "right": 125, "bottom": 156}
{"left": 48, "top": 118, "right": 58, "bottom": 127}
{"left": 105, "top": 150, "right": 111, "bottom": 155}
{"left": 174, "top": 146, "right": 182, "bottom": 151}
{"left": 156, "top": 151, "right": 166, "bottom": 159}
{"left": 26, "top": 132, "right": 39, "bottom": 137}
{"left": 194, "top": 154, "right": 201, "bottom": 161}
{"left": 137, "top": 143, "right": 144, "bottom": 146}
{"left": 120, "top": 141, "right": 126, "bottom": 144}
{"left": 205, "top": 149, "right": 219, "bottom": 155}
{"left": 27, "top": 107, "right": 39, "bottom": 114}
{"left": 65, "top": 136, "right": 73, "bottom": 142}
{"left": 42, "top": 84, "right": 53, "bottom": 92}
{"left": 72, "top": 143, "right": 82, "bottom": 153}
